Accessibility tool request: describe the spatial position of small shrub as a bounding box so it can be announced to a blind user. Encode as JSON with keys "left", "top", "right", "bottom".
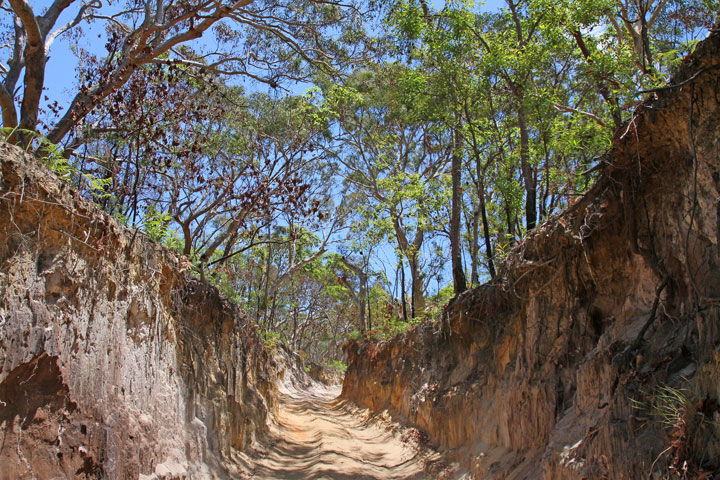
{"left": 1, "top": 128, "right": 111, "bottom": 198}
{"left": 260, "top": 330, "right": 284, "bottom": 354}
{"left": 325, "top": 359, "right": 347, "bottom": 373}
{"left": 633, "top": 384, "right": 719, "bottom": 477}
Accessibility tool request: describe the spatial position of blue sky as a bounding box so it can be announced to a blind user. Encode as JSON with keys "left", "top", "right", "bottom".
{"left": 41, "top": 0, "right": 507, "bottom": 116}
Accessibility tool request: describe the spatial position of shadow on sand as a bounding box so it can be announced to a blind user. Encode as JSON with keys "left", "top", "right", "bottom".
{"left": 233, "top": 383, "right": 440, "bottom": 479}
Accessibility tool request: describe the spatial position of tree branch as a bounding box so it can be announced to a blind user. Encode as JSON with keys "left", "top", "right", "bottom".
{"left": 8, "top": 0, "right": 45, "bottom": 136}
{"left": 46, "top": 0, "right": 256, "bottom": 144}
{"left": 0, "top": 84, "right": 18, "bottom": 132}
{"left": 553, "top": 102, "right": 607, "bottom": 127}
{"left": 44, "top": 0, "right": 100, "bottom": 54}
{"left": 645, "top": 0, "right": 669, "bottom": 31}
{"left": 3, "top": 16, "right": 26, "bottom": 95}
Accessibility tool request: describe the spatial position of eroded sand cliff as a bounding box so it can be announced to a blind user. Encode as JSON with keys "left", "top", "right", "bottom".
{"left": 343, "top": 30, "right": 720, "bottom": 480}
{"left": 0, "top": 145, "right": 279, "bottom": 479}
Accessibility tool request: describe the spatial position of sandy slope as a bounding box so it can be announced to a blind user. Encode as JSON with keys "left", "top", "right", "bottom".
{"left": 234, "top": 382, "right": 445, "bottom": 479}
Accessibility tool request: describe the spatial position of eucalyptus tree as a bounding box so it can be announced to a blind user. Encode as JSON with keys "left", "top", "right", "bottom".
{"left": 469, "top": 1, "right": 558, "bottom": 232}
{"left": 318, "top": 63, "right": 451, "bottom": 318}
{"left": 390, "top": 1, "right": 494, "bottom": 290}
{"left": 337, "top": 253, "right": 370, "bottom": 331}
{"left": 0, "top": 0, "right": 375, "bottom": 147}
{"left": 389, "top": 0, "right": 544, "bottom": 286}
{"left": 595, "top": 0, "right": 716, "bottom": 76}
{"left": 386, "top": 0, "right": 636, "bottom": 286}
{"left": 79, "top": 80, "right": 334, "bottom": 277}
{"left": 470, "top": 0, "right": 637, "bottom": 238}
{"left": 532, "top": 0, "right": 718, "bottom": 126}
{"left": 212, "top": 227, "right": 357, "bottom": 363}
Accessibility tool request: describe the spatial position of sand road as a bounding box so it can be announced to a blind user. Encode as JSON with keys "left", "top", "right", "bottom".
{"left": 234, "top": 382, "right": 443, "bottom": 479}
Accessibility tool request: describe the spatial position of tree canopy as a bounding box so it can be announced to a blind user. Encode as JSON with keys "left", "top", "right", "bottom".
{"left": 3, "top": 0, "right": 716, "bottom": 366}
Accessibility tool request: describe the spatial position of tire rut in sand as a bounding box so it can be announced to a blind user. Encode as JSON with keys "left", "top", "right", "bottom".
{"left": 234, "top": 383, "right": 443, "bottom": 479}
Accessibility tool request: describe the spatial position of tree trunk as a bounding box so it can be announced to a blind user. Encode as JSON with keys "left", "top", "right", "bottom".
{"left": 469, "top": 203, "right": 480, "bottom": 286}
{"left": 400, "top": 258, "right": 408, "bottom": 322}
{"left": 291, "top": 300, "right": 298, "bottom": 350}
{"left": 340, "top": 256, "right": 368, "bottom": 332}
{"left": 407, "top": 251, "right": 425, "bottom": 318}
{"left": 451, "top": 126, "right": 467, "bottom": 294}
{"left": 506, "top": 0, "right": 537, "bottom": 231}
{"left": 359, "top": 283, "right": 367, "bottom": 332}
{"left": 517, "top": 100, "right": 537, "bottom": 231}
{"left": 391, "top": 213, "right": 425, "bottom": 318}
{"left": 261, "top": 244, "right": 273, "bottom": 325}
{"left": 464, "top": 98, "right": 496, "bottom": 281}
{"left": 478, "top": 179, "right": 496, "bottom": 279}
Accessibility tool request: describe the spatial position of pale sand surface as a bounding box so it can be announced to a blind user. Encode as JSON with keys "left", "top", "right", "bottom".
{"left": 233, "top": 382, "right": 442, "bottom": 479}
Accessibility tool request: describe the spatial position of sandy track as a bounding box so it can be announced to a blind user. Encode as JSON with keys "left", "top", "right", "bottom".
{"left": 234, "top": 383, "right": 441, "bottom": 479}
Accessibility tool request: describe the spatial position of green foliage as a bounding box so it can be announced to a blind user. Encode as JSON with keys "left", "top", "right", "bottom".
{"left": 325, "top": 359, "right": 347, "bottom": 373}
{"left": 651, "top": 385, "right": 692, "bottom": 430}
{"left": 196, "top": 226, "right": 358, "bottom": 365}
{"left": 112, "top": 211, "right": 130, "bottom": 227}
{"left": 141, "top": 205, "right": 173, "bottom": 242}
{"left": 261, "top": 329, "right": 285, "bottom": 354}
{"left": 1, "top": 128, "right": 112, "bottom": 198}
{"left": 630, "top": 384, "right": 696, "bottom": 435}
{"left": 419, "top": 283, "right": 455, "bottom": 323}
